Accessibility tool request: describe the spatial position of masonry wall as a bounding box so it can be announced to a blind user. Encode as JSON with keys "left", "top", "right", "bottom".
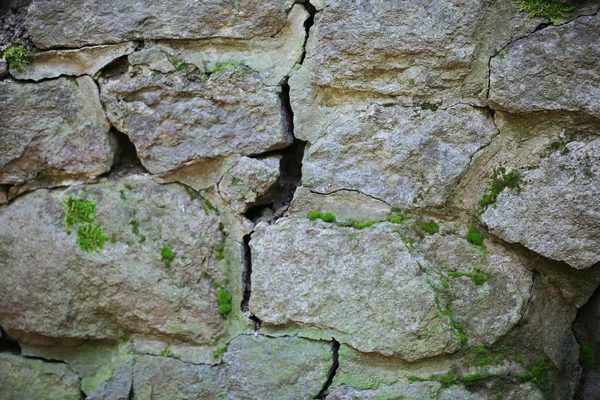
{"left": 1, "top": 0, "right": 599, "bottom": 399}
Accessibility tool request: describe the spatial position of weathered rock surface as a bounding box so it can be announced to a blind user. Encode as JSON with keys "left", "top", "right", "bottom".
{"left": 482, "top": 138, "right": 600, "bottom": 269}
{"left": 574, "top": 287, "right": 600, "bottom": 400}
{"left": 0, "top": 59, "right": 7, "bottom": 78}
{"left": 0, "top": 175, "right": 230, "bottom": 344}
{"left": 99, "top": 64, "right": 290, "bottom": 176}
{"left": 219, "top": 156, "right": 281, "bottom": 213}
{"left": 0, "top": 354, "right": 81, "bottom": 400}
{"left": 10, "top": 42, "right": 136, "bottom": 81}
{"left": 130, "top": 335, "right": 332, "bottom": 399}
{"left": 26, "top": 0, "right": 295, "bottom": 49}
{"left": 490, "top": 13, "right": 600, "bottom": 118}
{"left": 0, "top": 76, "right": 114, "bottom": 195}
{"left": 289, "top": 87, "right": 497, "bottom": 207}
{"left": 142, "top": 4, "right": 308, "bottom": 87}
{"left": 250, "top": 218, "right": 460, "bottom": 359}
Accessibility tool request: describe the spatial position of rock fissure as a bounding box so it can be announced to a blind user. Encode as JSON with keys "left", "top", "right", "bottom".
{"left": 316, "top": 339, "right": 340, "bottom": 399}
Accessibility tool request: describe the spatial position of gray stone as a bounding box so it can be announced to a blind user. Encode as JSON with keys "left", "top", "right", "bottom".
{"left": 218, "top": 156, "right": 281, "bottom": 213}
{"left": 142, "top": 4, "right": 308, "bottom": 87}
{"left": 481, "top": 138, "right": 600, "bottom": 269}
{"left": 10, "top": 42, "right": 136, "bottom": 81}
{"left": 223, "top": 335, "right": 332, "bottom": 399}
{"left": 0, "top": 59, "right": 7, "bottom": 78}
{"left": 131, "top": 335, "right": 332, "bottom": 400}
{"left": 288, "top": 80, "right": 497, "bottom": 207}
{"left": 0, "top": 175, "right": 230, "bottom": 344}
{"left": 250, "top": 218, "right": 460, "bottom": 360}
{"left": 99, "top": 64, "right": 290, "bottom": 176}
{"left": 26, "top": 0, "right": 295, "bottom": 49}
{"left": 489, "top": 13, "right": 600, "bottom": 118}
{"left": 0, "top": 76, "right": 114, "bottom": 196}
{"left": 87, "top": 356, "right": 134, "bottom": 400}
{"left": 0, "top": 354, "right": 81, "bottom": 400}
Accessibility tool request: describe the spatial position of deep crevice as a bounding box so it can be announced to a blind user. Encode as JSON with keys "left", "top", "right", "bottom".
{"left": 316, "top": 339, "right": 340, "bottom": 399}
{"left": 573, "top": 281, "right": 600, "bottom": 400}
{"left": 298, "top": 0, "right": 317, "bottom": 64}
{"left": 107, "top": 128, "right": 147, "bottom": 177}
{"left": 0, "top": 328, "right": 21, "bottom": 355}
{"left": 241, "top": 233, "right": 262, "bottom": 331}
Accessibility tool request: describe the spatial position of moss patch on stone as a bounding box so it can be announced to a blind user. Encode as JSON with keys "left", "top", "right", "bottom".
{"left": 217, "top": 288, "right": 232, "bottom": 315}
{"left": 160, "top": 246, "right": 175, "bottom": 267}
{"left": 514, "top": 0, "right": 575, "bottom": 23}
{"left": 479, "top": 167, "right": 521, "bottom": 209}
{"left": 2, "top": 43, "right": 30, "bottom": 72}
{"left": 448, "top": 269, "right": 492, "bottom": 285}
{"left": 63, "top": 196, "right": 108, "bottom": 253}
{"left": 465, "top": 225, "right": 485, "bottom": 246}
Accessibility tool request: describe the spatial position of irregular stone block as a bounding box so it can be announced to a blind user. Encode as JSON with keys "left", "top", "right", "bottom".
{"left": 0, "top": 175, "right": 229, "bottom": 344}
{"left": 10, "top": 42, "right": 136, "bottom": 81}
{"left": 490, "top": 13, "right": 600, "bottom": 118}
{"left": 250, "top": 218, "right": 460, "bottom": 359}
{"left": 289, "top": 79, "right": 497, "bottom": 207}
{"left": 482, "top": 138, "right": 600, "bottom": 269}
{"left": 99, "top": 64, "right": 290, "bottom": 176}
{"left": 219, "top": 156, "right": 281, "bottom": 213}
{"left": 131, "top": 335, "right": 332, "bottom": 400}
{"left": 0, "top": 354, "right": 81, "bottom": 400}
{"left": 0, "top": 76, "right": 114, "bottom": 195}
{"left": 26, "top": 0, "right": 295, "bottom": 49}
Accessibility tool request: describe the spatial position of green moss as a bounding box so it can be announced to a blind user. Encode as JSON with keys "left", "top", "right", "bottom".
{"left": 419, "top": 102, "right": 440, "bottom": 112}
{"left": 2, "top": 43, "right": 30, "bottom": 72}
{"left": 479, "top": 167, "right": 521, "bottom": 208}
{"left": 203, "top": 198, "right": 216, "bottom": 211}
{"left": 373, "top": 392, "right": 404, "bottom": 400}
{"left": 465, "top": 225, "right": 485, "bottom": 246}
{"left": 547, "top": 137, "right": 570, "bottom": 155}
{"left": 212, "top": 344, "right": 229, "bottom": 360}
{"left": 582, "top": 342, "right": 597, "bottom": 367}
{"left": 129, "top": 220, "right": 140, "bottom": 235}
{"left": 514, "top": 0, "right": 575, "bottom": 23}
{"left": 63, "top": 196, "right": 97, "bottom": 228}
{"left": 216, "top": 243, "right": 226, "bottom": 260}
{"left": 161, "top": 347, "right": 174, "bottom": 357}
{"left": 119, "top": 190, "right": 126, "bottom": 200}
{"left": 387, "top": 215, "right": 405, "bottom": 224}
{"left": 160, "top": 246, "right": 175, "bottom": 267}
{"left": 213, "top": 61, "right": 241, "bottom": 74}
{"left": 415, "top": 219, "right": 439, "bottom": 235}
{"left": 441, "top": 277, "right": 450, "bottom": 289}
{"left": 81, "top": 365, "right": 113, "bottom": 395}
{"left": 217, "top": 288, "right": 232, "bottom": 315}
{"left": 125, "top": 184, "right": 134, "bottom": 191}
{"left": 518, "top": 360, "right": 549, "bottom": 391}
{"left": 474, "top": 357, "right": 495, "bottom": 367}
{"left": 76, "top": 223, "right": 107, "bottom": 253}
{"left": 185, "top": 187, "right": 200, "bottom": 201}
{"left": 352, "top": 220, "right": 375, "bottom": 229}
{"left": 308, "top": 210, "right": 337, "bottom": 223}
{"left": 448, "top": 269, "right": 492, "bottom": 285}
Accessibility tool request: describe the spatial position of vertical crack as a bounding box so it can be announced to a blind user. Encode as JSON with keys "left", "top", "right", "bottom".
{"left": 241, "top": 233, "right": 261, "bottom": 331}
{"left": 317, "top": 339, "right": 340, "bottom": 399}
{"left": 298, "top": 0, "right": 317, "bottom": 64}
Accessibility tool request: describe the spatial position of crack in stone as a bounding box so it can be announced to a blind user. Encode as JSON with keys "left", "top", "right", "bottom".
{"left": 316, "top": 338, "right": 340, "bottom": 399}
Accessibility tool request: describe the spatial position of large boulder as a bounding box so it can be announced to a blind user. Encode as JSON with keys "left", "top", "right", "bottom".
{"left": 99, "top": 64, "right": 290, "bottom": 177}
{"left": 481, "top": 137, "right": 600, "bottom": 269}
{"left": 489, "top": 13, "right": 600, "bottom": 118}
{"left": 25, "top": 0, "right": 295, "bottom": 49}
{"left": 0, "top": 76, "right": 115, "bottom": 197}
{"left": 0, "top": 354, "right": 81, "bottom": 400}
{"left": 0, "top": 175, "right": 232, "bottom": 345}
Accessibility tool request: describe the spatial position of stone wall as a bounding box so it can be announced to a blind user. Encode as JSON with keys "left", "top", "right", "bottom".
{"left": 0, "top": 0, "right": 599, "bottom": 399}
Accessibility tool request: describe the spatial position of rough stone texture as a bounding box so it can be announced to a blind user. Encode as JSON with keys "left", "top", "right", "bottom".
{"left": 490, "top": 13, "right": 600, "bottom": 118}
{"left": 10, "top": 42, "right": 136, "bottom": 81}
{"left": 131, "top": 335, "right": 331, "bottom": 399}
{"left": 142, "top": 4, "right": 308, "bottom": 86}
{"left": 574, "top": 287, "right": 600, "bottom": 400}
{"left": 289, "top": 88, "right": 497, "bottom": 208}
{"left": 482, "top": 138, "right": 600, "bottom": 269}
{"left": 0, "top": 59, "right": 7, "bottom": 78}
{"left": 0, "top": 175, "right": 229, "bottom": 344}
{"left": 0, "top": 354, "right": 81, "bottom": 400}
{"left": 87, "top": 356, "right": 134, "bottom": 400}
{"left": 0, "top": 76, "right": 115, "bottom": 196}
{"left": 219, "top": 156, "right": 281, "bottom": 213}
{"left": 26, "top": 0, "right": 295, "bottom": 49}
{"left": 99, "top": 64, "right": 290, "bottom": 176}
{"left": 250, "top": 218, "right": 460, "bottom": 359}
{"left": 223, "top": 335, "right": 332, "bottom": 399}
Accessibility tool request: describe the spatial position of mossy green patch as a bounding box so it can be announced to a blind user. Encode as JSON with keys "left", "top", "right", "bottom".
{"left": 448, "top": 269, "right": 492, "bottom": 285}
{"left": 217, "top": 288, "right": 232, "bottom": 315}
{"left": 212, "top": 344, "right": 229, "bottom": 360}
{"left": 514, "top": 0, "right": 575, "bottom": 23}
{"left": 415, "top": 219, "right": 439, "bottom": 235}
{"left": 77, "top": 223, "right": 108, "bottom": 253}
{"left": 213, "top": 61, "right": 241, "bottom": 74}
{"left": 161, "top": 347, "right": 174, "bottom": 357}
{"left": 518, "top": 360, "right": 549, "bottom": 391}
{"left": 419, "top": 102, "right": 440, "bottom": 112}
{"left": 308, "top": 210, "right": 336, "bottom": 223}
{"left": 2, "top": 43, "right": 30, "bottom": 71}
{"left": 465, "top": 225, "right": 485, "bottom": 246}
{"left": 160, "top": 246, "right": 175, "bottom": 267}
{"left": 63, "top": 196, "right": 108, "bottom": 253}
{"left": 216, "top": 243, "right": 226, "bottom": 260}
{"left": 81, "top": 365, "right": 113, "bottom": 395}
{"left": 479, "top": 167, "right": 521, "bottom": 209}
